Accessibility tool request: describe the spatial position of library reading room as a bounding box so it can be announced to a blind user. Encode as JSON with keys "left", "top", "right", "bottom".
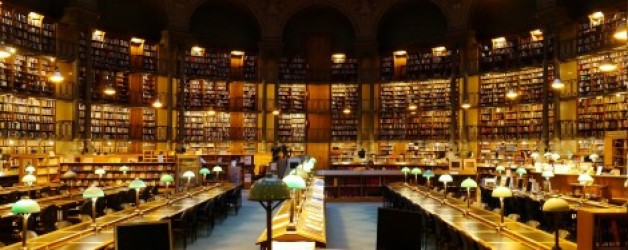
{"left": 0, "top": 0, "right": 627, "bottom": 249}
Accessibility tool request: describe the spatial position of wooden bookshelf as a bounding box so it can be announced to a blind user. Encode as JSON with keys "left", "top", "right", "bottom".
{"left": 242, "top": 82, "right": 257, "bottom": 111}
{"left": 330, "top": 142, "right": 358, "bottom": 164}
{"left": 331, "top": 57, "right": 358, "bottom": 82}
{"left": 0, "top": 139, "right": 54, "bottom": 155}
{"left": 181, "top": 111, "right": 230, "bottom": 142}
{"left": 0, "top": 5, "right": 56, "bottom": 54}
{"left": 577, "top": 51, "right": 627, "bottom": 96}
{"left": 277, "top": 113, "right": 306, "bottom": 142}
{"left": 243, "top": 55, "right": 257, "bottom": 81}
{"left": 279, "top": 55, "right": 308, "bottom": 81}
{"left": 519, "top": 30, "right": 550, "bottom": 66}
{"left": 130, "top": 40, "right": 158, "bottom": 73}
{"left": 577, "top": 11, "right": 625, "bottom": 54}
{"left": 331, "top": 84, "right": 359, "bottom": 141}
{"left": 277, "top": 83, "right": 307, "bottom": 112}
{"left": 142, "top": 108, "right": 156, "bottom": 141}
{"left": 242, "top": 113, "right": 257, "bottom": 141}
{"left": 406, "top": 48, "right": 457, "bottom": 79}
{"left": 578, "top": 94, "right": 628, "bottom": 137}
{"left": 129, "top": 73, "right": 156, "bottom": 106}
{"left": 478, "top": 140, "right": 540, "bottom": 166}
{"left": 183, "top": 79, "right": 230, "bottom": 110}
{"left": 184, "top": 48, "right": 230, "bottom": 79}
{"left": 79, "top": 103, "right": 130, "bottom": 140}
{"left": 480, "top": 37, "right": 516, "bottom": 72}
{"left": 479, "top": 103, "right": 553, "bottom": 140}
{"left": 380, "top": 55, "right": 394, "bottom": 81}
{"left": 0, "top": 95, "right": 55, "bottom": 139}
{"left": 59, "top": 161, "right": 177, "bottom": 188}
{"left": 319, "top": 170, "right": 404, "bottom": 201}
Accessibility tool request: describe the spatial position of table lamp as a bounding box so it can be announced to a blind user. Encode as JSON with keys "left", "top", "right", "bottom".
{"left": 129, "top": 178, "right": 146, "bottom": 212}
{"left": 119, "top": 165, "right": 129, "bottom": 175}
{"left": 422, "top": 170, "right": 434, "bottom": 189}
{"left": 515, "top": 167, "right": 527, "bottom": 186}
{"left": 183, "top": 170, "right": 195, "bottom": 193}
{"left": 401, "top": 167, "right": 410, "bottom": 183}
{"left": 160, "top": 173, "right": 174, "bottom": 199}
{"left": 61, "top": 170, "right": 77, "bottom": 198}
{"left": 542, "top": 197, "right": 570, "bottom": 250}
{"left": 589, "top": 153, "right": 599, "bottom": 163}
{"left": 282, "top": 173, "right": 306, "bottom": 230}
{"left": 530, "top": 152, "right": 540, "bottom": 162}
{"left": 82, "top": 186, "right": 104, "bottom": 227}
{"left": 461, "top": 178, "right": 478, "bottom": 211}
{"left": 249, "top": 173, "right": 290, "bottom": 250}
{"left": 577, "top": 173, "right": 594, "bottom": 204}
{"left": 12, "top": 198, "right": 40, "bottom": 250}
{"left": 21, "top": 174, "right": 36, "bottom": 198}
{"left": 411, "top": 168, "right": 422, "bottom": 184}
{"left": 542, "top": 170, "right": 555, "bottom": 193}
{"left": 492, "top": 186, "right": 513, "bottom": 229}
{"left": 199, "top": 167, "right": 210, "bottom": 185}
{"left": 212, "top": 165, "right": 223, "bottom": 182}
{"left": 438, "top": 174, "right": 453, "bottom": 202}
{"left": 25, "top": 163, "right": 35, "bottom": 174}
{"left": 551, "top": 153, "right": 560, "bottom": 162}
{"left": 495, "top": 165, "right": 505, "bottom": 174}
{"left": 95, "top": 168, "right": 106, "bottom": 185}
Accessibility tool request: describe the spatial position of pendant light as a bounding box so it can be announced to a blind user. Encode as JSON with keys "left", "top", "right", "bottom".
{"left": 613, "top": 18, "right": 627, "bottom": 41}
{"left": 506, "top": 88, "right": 518, "bottom": 99}
{"left": 0, "top": 44, "right": 16, "bottom": 59}
{"left": 48, "top": 68, "right": 64, "bottom": 83}
{"left": 152, "top": 99, "right": 163, "bottom": 108}
{"left": 598, "top": 56, "right": 617, "bottom": 72}
{"left": 551, "top": 78, "right": 564, "bottom": 89}
{"left": 343, "top": 107, "right": 351, "bottom": 114}
{"left": 103, "top": 85, "right": 116, "bottom": 95}
{"left": 272, "top": 109, "right": 280, "bottom": 116}
{"left": 207, "top": 108, "right": 216, "bottom": 116}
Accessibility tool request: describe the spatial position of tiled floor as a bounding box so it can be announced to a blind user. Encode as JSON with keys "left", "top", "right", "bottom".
{"left": 183, "top": 191, "right": 379, "bottom": 250}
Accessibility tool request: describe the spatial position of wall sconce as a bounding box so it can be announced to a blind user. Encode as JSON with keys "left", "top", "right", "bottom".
{"left": 491, "top": 37, "right": 507, "bottom": 49}
{"left": 92, "top": 29, "right": 106, "bottom": 41}
{"left": 130, "top": 37, "right": 145, "bottom": 45}
{"left": 231, "top": 50, "right": 245, "bottom": 57}
{"left": 588, "top": 11, "right": 605, "bottom": 27}
{"left": 530, "top": 29, "right": 543, "bottom": 41}
{"left": 191, "top": 46, "right": 205, "bottom": 56}
{"left": 432, "top": 46, "right": 447, "bottom": 56}
{"left": 331, "top": 53, "right": 346, "bottom": 63}
{"left": 393, "top": 50, "right": 407, "bottom": 57}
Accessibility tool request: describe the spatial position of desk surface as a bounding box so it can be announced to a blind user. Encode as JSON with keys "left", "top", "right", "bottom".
{"left": 388, "top": 183, "right": 579, "bottom": 250}
{"left": 1, "top": 183, "right": 237, "bottom": 250}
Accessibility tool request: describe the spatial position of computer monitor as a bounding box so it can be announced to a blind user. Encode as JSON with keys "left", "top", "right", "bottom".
{"left": 288, "top": 157, "right": 302, "bottom": 170}
{"left": 115, "top": 221, "right": 172, "bottom": 250}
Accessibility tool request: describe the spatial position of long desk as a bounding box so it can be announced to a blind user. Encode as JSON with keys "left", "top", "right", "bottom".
{"left": 1, "top": 183, "right": 238, "bottom": 250}
{"left": 0, "top": 186, "right": 127, "bottom": 218}
{"left": 387, "top": 183, "right": 579, "bottom": 250}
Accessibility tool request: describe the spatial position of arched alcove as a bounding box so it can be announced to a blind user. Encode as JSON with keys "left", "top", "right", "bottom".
{"left": 471, "top": 0, "right": 538, "bottom": 40}
{"left": 377, "top": 0, "right": 448, "bottom": 51}
{"left": 282, "top": 5, "right": 356, "bottom": 54}
{"left": 97, "top": 0, "right": 167, "bottom": 41}
{"left": 189, "top": 0, "right": 261, "bottom": 50}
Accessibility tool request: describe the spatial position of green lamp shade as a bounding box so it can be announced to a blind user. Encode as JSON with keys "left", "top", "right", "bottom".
{"left": 544, "top": 152, "right": 552, "bottom": 159}
{"left": 119, "top": 166, "right": 130, "bottom": 172}
{"left": 282, "top": 174, "right": 306, "bottom": 190}
{"left": 530, "top": 152, "right": 540, "bottom": 160}
{"left": 542, "top": 197, "right": 570, "bottom": 212}
{"left": 212, "top": 166, "right": 223, "bottom": 173}
{"left": 61, "top": 170, "right": 77, "bottom": 180}
{"left": 401, "top": 167, "right": 410, "bottom": 173}
{"left": 495, "top": 166, "right": 505, "bottom": 172}
{"left": 248, "top": 174, "right": 291, "bottom": 201}
{"left": 11, "top": 198, "right": 40, "bottom": 214}
{"left": 422, "top": 170, "right": 434, "bottom": 178}
{"left": 95, "top": 169, "right": 106, "bottom": 175}
{"left": 183, "top": 170, "right": 195, "bottom": 179}
{"left": 551, "top": 153, "right": 560, "bottom": 161}
{"left": 82, "top": 186, "right": 105, "bottom": 199}
{"left": 199, "top": 168, "right": 210, "bottom": 175}
{"left": 516, "top": 168, "right": 527, "bottom": 176}
{"left": 542, "top": 171, "right": 555, "bottom": 179}
{"left": 160, "top": 174, "right": 174, "bottom": 183}
{"left": 25, "top": 164, "right": 36, "bottom": 173}
{"left": 492, "top": 186, "right": 513, "bottom": 198}
{"left": 577, "top": 174, "right": 593, "bottom": 184}
{"left": 438, "top": 174, "right": 453, "bottom": 183}
{"left": 460, "top": 178, "right": 478, "bottom": 188}
{"left": 129, "top": 178, "right": 147, "bottom": 190}
{"left": 303, "top": 161, "right": 314, "bottom": 173}
{"left": 411, "top": 168, "right": 422, "bottom": 175}
{"left": 21, "top": 174, "right": 36, "bottom": 184}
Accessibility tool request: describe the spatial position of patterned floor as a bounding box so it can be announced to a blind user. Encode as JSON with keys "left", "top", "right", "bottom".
{"left": 183, "top": 191, "right": 379, "bottom": 250}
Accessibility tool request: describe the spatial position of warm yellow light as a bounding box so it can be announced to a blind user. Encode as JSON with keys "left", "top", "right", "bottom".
{"left": 0, "top": 50, "right": 10, "bottom": 59}
{"left": 530, "top": 29, "right": 543, "bottom": 41}
{"left": 461, "top": 102, "right": 471, "bottom": 109}
{"left": 613, "top": 29, "right": 627, "bottom": 41}
{"left": 207, "top": 109, "right": 216, "bottom": 116}
{"left": 393, "top": 50, "right": 407, "bottom": 56}
{"left": 48, "top": 68, "right": 64, "bottom": 83}
{"left": 506, "top": 88, "right": 518, "bottom": 99}
{"left": 103, "top": 86, "right": 116, "bottom": 95}
{"left": 492, "top": 37, "right": 507, "bottom": 49}
{"left": 272, "top": 110, "right": 280, "bottom": 116}
{"left": 231, "top": 50, "right": 245, "bottom": 56}
{"left": 27, "top": 12, "right": 43, "bottom": 27}
{"left": 589, "top": 12, "right": 605, "bottom": 26}
{"left": 408, "top": 104, "right": 418, "bottom": 111}
{"left": 343, "top": 107, "right": 351, "bottom": 114}
{"left": 551, "top": 78, "right": 564, "bottom": 89}
{"left": 191, "top": 46, "right": 205, "bottom": 56}
{"left": 130, "top": 37, "right": 145, "bottom": 44}
{"left": 331, "top": 53, "right": 346, "bottom": 63}
{"left": 432, "top": 46, "right": 447, "bottom": 56}
{"left": 598, "top": 59, "right": 617, "bottom": 72}
{"left": 92, "top": 29, "right": 105, "bottom": 41}
{"left": 152, "top": 99, "right": 163, "bottom": 108}
{"left": 47, "top": 140, "right": 54, "bottom": 146}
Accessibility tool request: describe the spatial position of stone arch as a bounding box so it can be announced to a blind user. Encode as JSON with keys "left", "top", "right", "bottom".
{"left": 276, "top": 1, "right": 362, "bottom": 39}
